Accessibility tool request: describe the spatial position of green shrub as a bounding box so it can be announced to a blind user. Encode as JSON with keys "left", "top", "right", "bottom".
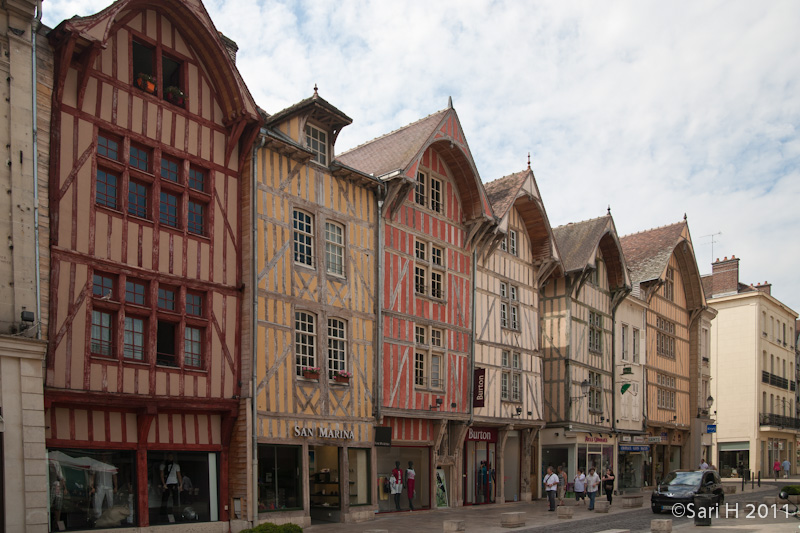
{"left": 279, "top": 525, "right": 303, "bottom": 533}
{"left": 240, "top": 523, "right": 303, "bottom": 533}
{"left": 781, "top": 485, "right": 800, "bottom": 495}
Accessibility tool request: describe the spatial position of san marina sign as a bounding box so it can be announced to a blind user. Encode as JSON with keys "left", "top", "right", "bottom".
{"left": 294, "top": 425, "right": 355, "bottom": 440}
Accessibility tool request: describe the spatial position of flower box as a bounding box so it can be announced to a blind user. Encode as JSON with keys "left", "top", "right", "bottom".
{"left": 303, "top": 371, "right": 320, "bottom": 380}
{"left": 333, "top": 375, "right": 350, "bottom": 384}
{"left": 135, "top": 74, "right": 156, "bottom": 94}
{"left": 164, "top": 86, "right": 186, "bottom": 107}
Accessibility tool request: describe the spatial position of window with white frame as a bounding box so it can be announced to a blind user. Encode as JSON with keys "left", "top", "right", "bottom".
{"left": 501, "top": 302, "right": 508, "bottom": 328}
{"left": 621, "top": 324, "right": 629, "bottom": 361}
{"left": 500, "top": 282, "right": 519, "bottom": 330}
{"left": 415, "top": 325, "right": 442, "bottom": 390}
{"left": 305, "top": 123, "right": 328, "bottom": 165}
{"left": 588, "top": 371, "right": 602, "bottom": 412}
{"left": 293, "top": 210, "right": 314, "bottom": 267}
{"left": 430, "top": 176, "right": 443, "bottom": 213}
{"left": 510, "top": 305, "right": 519, "bottom": 330}
{"left": 509, "top": 229, "right": 517, "bottom": 255}
{"left": 632, "top": 327, "right": 640, "bottom": 363}
{"left": 500, "top": 236, "right": 507, "bottom": 252}
{"left": 325, "top": 221, "right": 345, "bottom": 276}
{"left": 588, "top": 311, "right": 603, "bottom": 354}
{"left": 431, "top": 270, "right": 444, "bottom": 299}
{"left": 415, "top": 265, "right": 427, "bottom": 295}
{"left": 501, "top": 350, "right": 522, "bottom": 402}
{"left": 656, "top": 317, "right": 676, "bottom": 358}
{"left": 295, "top": 311, "right": 316, "bottom": 375}
{"left": 656, "top": 373, "right": 676, "bottom": 410}
{"left": 500, "top": 282, "right": 507, "bottom": 298}
{"left": 415, "top": 171, "right": 426, "bottom": 206}
{"left": 431, "top": 245, "right": 443, "bottom": 267}
{"left": 327, "top": 318, "right": 347, "bottom": 378}
{"left": 415, "top": 238, "right": 445, "bottom": 300}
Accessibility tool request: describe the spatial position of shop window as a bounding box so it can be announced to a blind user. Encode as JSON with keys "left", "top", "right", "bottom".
{"left": 309, "top": 446, "right": 341, "bottom": 511}
{"left": 325, "top": 221, "right": 345, "bottom": 276}
{"left": 96, "top": 169, "right": 119, "bottom": 210}
{"left": 147, "top": 451, "right": 216, "bottom": 524}
{"left": 48, "top": 448, "right": 136, "bottom": 530}
{"left": 91, "top": 310, "right": 114, "bottom": 357}
{"left": 156, "top": 320, "right": 177, "bottom": 367}
{"left": 348, "top": 448, "right": 372, "bottom": 506}
{"left": 258, "top": 445, "right": 302, "bottom": 512}
{"left": 295, "top": 311, "right": 316, "bottom": 375}
{"left": 293, "top": 210, "right": 314, "bottom": 267}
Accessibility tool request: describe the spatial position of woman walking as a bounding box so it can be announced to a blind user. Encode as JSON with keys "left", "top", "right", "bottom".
{"left": 602, "top": 468, "right": 615, "bottom": 504}
{"left": 556, "top": 465, "right": 566, "bottom": 506}
{"left": 573, "top": 467, "right": 586, "bottom": 505}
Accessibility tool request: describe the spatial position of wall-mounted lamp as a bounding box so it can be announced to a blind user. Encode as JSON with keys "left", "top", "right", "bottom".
{"left": 511, "top": 406, "right": 522, "bottom": 418}
{"left": 706, "top": 395, "right": 714, "bottom": 410}
{"left": 569, "top": 379, "right": 591, "bottom": 406}
{"left": 451, "top": 402, "right": 457, "bottom": 409}
{"left": 430, "top": 398, "right": 443, "bottom": 410}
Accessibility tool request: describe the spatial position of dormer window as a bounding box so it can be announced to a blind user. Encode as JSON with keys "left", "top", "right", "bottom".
{"left": 305, "top": 123, "right": 328, "bottom": 165}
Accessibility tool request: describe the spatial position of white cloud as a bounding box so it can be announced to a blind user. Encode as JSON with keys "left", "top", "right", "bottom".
{"left": 42, "top": 0, "right": 800, "bottom": 313}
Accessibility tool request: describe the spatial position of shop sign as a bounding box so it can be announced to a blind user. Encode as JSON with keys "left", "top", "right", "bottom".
{"left": 374, "top": 426, "right": 392, "bottom": 447}
{"left": 647, "top": 436, "right": 663, "bottom": 443}
{"left": 294, "top": 425, "right": 354, "bottom": 440}
{"left": 583, "top": 435, "right": 609, "bottom": 443}
{"left": 466, "top": 427, "right": 497, "bottom": 442}
{"left": 619, "top": 445, "right": 650, "bottom": 452}
{"left": 633, "top": 436, "right": 646, "bottom": 444}
{"left": 622, "top": 435, "right": 632, "bottom": 442}
{"left": 473, "top": 368, "right": 486, "bottom": 408}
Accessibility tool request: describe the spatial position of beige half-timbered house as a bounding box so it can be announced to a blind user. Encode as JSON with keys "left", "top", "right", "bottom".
{"left": 620, "top": 220, "right": 709, "bottom": 481}
{"left": 338, "top": 102, "right": 496, "bottom": 510}
{"left": 539, "top": 215, "right": 631, "bottom": 487}
{"left": 241, "top": 88, "right": 380, "bottom": 526}
{"left": 476, "top": 167, "right": 560, "bottom": 503}
{"left": 44, "top": 0, "right": 260, "bottom": 529}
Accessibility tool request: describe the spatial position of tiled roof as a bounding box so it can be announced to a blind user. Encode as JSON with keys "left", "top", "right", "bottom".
{"left": 484, "top": 171, "right": 527, "bottom": 219}
{"left": 619, "top": 222, "right": 685, "bottom": 285}
{"left": 552, "top": 216, "right": 614, "bottom": 274}
{"left": 337, "top": 110, "right": 448, "bottom": 177}
{"left": 265, "top": 91, "right": 352, "bottom": 129}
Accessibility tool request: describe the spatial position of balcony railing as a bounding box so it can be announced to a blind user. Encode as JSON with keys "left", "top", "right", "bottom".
{"left": 760, "top": 413, "right": 800, "bottom": 429}
{"left": 762, "top": 371, "right": 790, "bottom": 390}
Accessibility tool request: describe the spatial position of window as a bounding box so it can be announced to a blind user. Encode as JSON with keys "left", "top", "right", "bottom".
{"left": 415, "top": 265, "right": 427, "bottom": 295}
{"left": 430, "top": 176, "right": 443, "bottom": 213}
{"left": 510, "top": 285, "right": 518, "bottom": 302}
{"left": 184, "top": 326, "right": 202, "bottom": 367}
{"left": 186, "top": 292, "right": 203, "bottom": 316}
{"left": 328, "top": 318, "right": 347, "bottom": 378}
{"left": 502, "top": 350, "right": 522, "bottom": 402}
{"left": 431, "top": 271, "right": 443, "bottom": 299}
{"left": 129, "top": 144, "right": 151, "bottom": 172}
{"left": 188, "top": 201, "right": 205, "bottom": 235}
{"left": 501, "top": 302, "right": 508, "bottom": 328}
{"left": 128, "top": 180, "right": 149, "bottom": 218}
{"left": 123, "top": 316, "right": 145, "bottom": 360}
{"left": 415, "top": 240, "right": 426, "bottom": 261}
{"left": 189, "top": 167, "right": 206, "bottom": 192}
{"left": 91, "top": 310, "right": 114, "bottom": 357}
{"left": 430, "top": 353, "right": 442, "bottom": 389}
{"left": 431, "top": 328, "right": 443, "bottom": 348}
{"left": 664, "top": 267, "right": 675, "bottom": 301}
{"left": 295, "top": 311, "right": 316, "bottom": 375}
{"left": 414, "top": 325, "right": 442, "bottom": 389}
{"left": 161, "top": 54, "right": 182, "bottom": 95}
{"left": 125, "top": 279, "right": 147, "bottom": 306}
{"left": 96, "top": 169, "right": 119, "bottom": 209}
{"left": 510, "top": 305, "right": 519, "bottom": 330}
{"left": 132, "top": 39, "right": 155, "bottom": 84}
{"left": 501, "top": 372, "right": 509, "bottom": 400}
{"left": 508, "top": 230, "right": 518, "bottom": 256}
{"left": 512, "top": 373, "right": 521, "bottom": 402}
{"left": 588, "top": 371, "right": 602, "bottom": 412}
{"left": 656, "top": 317, "right": 676, "bottom": 358}
{"left": 431, "top": 246, "right": 443, "bottom": 267}
{"left": 132, "top": 39, "right": 185, "bottom": 104}
{"left": 656, "top": 373, "right": 676, "bottom": 410}
{"left": 158, "top": 287, "right": 176, "bottom": 311}
{"left": 258, "top": 445, "right": 303, "bottom": 512}
{"left": 325, "top": 222, "right": 345, "bottom": 276}
{"left": 156, "top": 320, "right": 177, "bottom": 366}
{"left": 159, "top": 191, "right": 179, "bottom": 228}
{"left": 415, "top": 171, "right": 426, "bottom": 206}
{"left": 98, "top": 134, "right": 120, "bottom": 160}
{"left": 500, "top": 282, "right": 519, "bottom": 330}
{"left": 305, "top": 123, "right": 328, "bottom": 165}
{"left": 160, "top": 157, "right": 180, "bottom": 182}
{"left": 621, "top": 324, "right": 629, "bottom": 361}
{"left": 500, "top": 236, "right": 507, "bottom": 252}
{"left": 632, "top": 328, "right": 640, "bottom": 363}
{"left": 588, "top": 311, "right": 603, "bottom": 354}
{"left": 93, "top": 273, "right": 115, "bottom": 299}
{"left": 415, "top": 351, "right": 425, "bottom": 386}
{"left": 500, "top": 282, "right": 507, "bottom": 298}
{"left": 293, "top": 210, "right": 314, "bottom": 267}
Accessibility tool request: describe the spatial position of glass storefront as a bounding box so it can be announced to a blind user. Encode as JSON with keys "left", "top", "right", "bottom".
{"left": 146, "top": 451, "right": 217, "bottom": 525}
{"left": 258, "top": 445, "right": 302, "bottom": 512}
{"left": 309, "top": 445, "right": 341, "bottom": 520}
{"left": 503, "top": 432, "right": 520, "bottom": 502}
{"left": 464, "top": 440, "right": 496, "bottom": 504}
{"left": 577, "top": 443, "right": 613, "bottom": 475}
{"left": 348, "top": 448, "right": 371, "bottom": 507}
{"left": 376, "top": 446, "right": 430, "bottom": 512}
{"left": 617, "top": 445, "right": 650, "bottom": 491}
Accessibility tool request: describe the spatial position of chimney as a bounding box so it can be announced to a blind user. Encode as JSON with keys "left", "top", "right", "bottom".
{"left": 710, "top": 255, "right": 739, "bottom": 296}
{"left": 218, "top": 32, "right": 239, "bottom": 64}
{"left": 754, "top": 281, "right": 771, "bottom": 296}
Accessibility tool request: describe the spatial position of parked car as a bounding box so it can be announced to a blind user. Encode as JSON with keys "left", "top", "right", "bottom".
{"left": 651, "top": 470, "right": 724, "bottom": 514}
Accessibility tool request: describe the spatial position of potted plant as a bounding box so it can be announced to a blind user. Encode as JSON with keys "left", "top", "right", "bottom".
{"left": 302, "top": 367, "right": 321, "bottom": 380}
{"left": 164, "top": 85, "right": 186, "bottom": 106}
{"left": 333, "top": 371, "right": 352, "bottom": 383}
{"left": 135, "top": 73, "right": 156, "bottom": 94}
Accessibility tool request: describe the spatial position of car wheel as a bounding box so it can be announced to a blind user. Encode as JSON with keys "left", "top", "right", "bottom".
{"left": 652, "top": 504, "right": 662, "bottom": 514}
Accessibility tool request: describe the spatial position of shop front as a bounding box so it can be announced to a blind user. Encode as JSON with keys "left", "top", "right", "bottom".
{"left": 763, "top": 435, "right": 794, "bottom": 479}
{"left": 256, "top": 420, "right": 374, "bottom": 525}
{"left": 463, "top": 427, "right": 498, "bottom": 505}
{"left": 539, "top": 429, "right": 617, "bottom": 494}
{"left": 648, "top": 428, "right": 686, "bottom": 483}
{"left": 374, "top": 422, "right": 432, "bottom": 513}
{"left": 617, "top": 437, "right": 651, "bottom": 492}
{"left": 717, "top": 441, "right": 749, "bottom": 478}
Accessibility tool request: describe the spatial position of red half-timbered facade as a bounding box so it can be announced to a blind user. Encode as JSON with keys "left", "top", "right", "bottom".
{"left": 44, "top": 0, "right": 259, "bottom": 529}
{"left": 339, "top": 104, "right": 496, "bottom": 509}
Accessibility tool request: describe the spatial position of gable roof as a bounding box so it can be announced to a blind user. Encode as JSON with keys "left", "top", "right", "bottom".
{"left": 620, "top": 220, "right": 706, "bottom": 310}
{"left": 552, "top": 215, "right": 630, "bottom": 291}
{"left": 338, "top": 106, "right": 493, "bottom": 221}
{"left": 265, "top": 87, "right": 352, "bottom": 142}
{"left": 49, "top": 0, "right": 260, "bottom": 126}
{"left": 485, "top": 168, "right": 561, "bottom": 268}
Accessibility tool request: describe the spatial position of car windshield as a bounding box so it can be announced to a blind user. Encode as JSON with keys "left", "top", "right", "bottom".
{"left": 662, "top": 471, "right": 702, "bottom": 487}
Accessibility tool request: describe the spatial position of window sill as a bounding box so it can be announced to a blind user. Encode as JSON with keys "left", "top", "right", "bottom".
{"left": 501, "top": 399, "right": 522, "bottom": 405}
{"left": 501, "top": 326, "right": 520, "bottom": 333}
{"left": 294, "top": 261, "right": 316, "bottom": 272}
{"left": 326, "top": 272, "right": 347, "bottom": 282}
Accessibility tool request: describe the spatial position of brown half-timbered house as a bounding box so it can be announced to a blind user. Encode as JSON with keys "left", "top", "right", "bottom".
{"left": 44, "top": 0, "right": 260, "bottom": 529}
{"left": 539, "top": 214, "right": 631, "bottom": 487}
{"left": 476, "top": 167, "right": 560, "bottom": 504}
{"left": 620, "top": 220, "right": 709, "bottom": 481}
{"left": 338, "top": 102, "right": 496, "bottom": 510}
{"left": 239, "top": 88, "right": 380, "bottom": 526}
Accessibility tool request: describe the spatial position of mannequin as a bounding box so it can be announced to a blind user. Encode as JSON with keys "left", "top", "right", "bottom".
{"left": 390, "top": 461, "right": 404, "bottom": 510}
{"left": 406, "top": 461, "right": 416, "bottom": 510}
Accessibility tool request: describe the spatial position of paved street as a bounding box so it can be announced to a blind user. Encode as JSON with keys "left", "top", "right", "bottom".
{"left": 303, "top": 479, "right": 800, "bottom": 533}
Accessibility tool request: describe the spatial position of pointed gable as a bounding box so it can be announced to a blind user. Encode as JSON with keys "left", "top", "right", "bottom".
{"left": 338, "top": 107, "right": 493, "bottom": 222}
{"left": 552, "top": 215, "right": 630, "bottom": 291}
{"left": 620, "top": 220, "right": 706, "bottom": 310}
{"left": 266, "top": 88, "right": 353, "bottom": 146}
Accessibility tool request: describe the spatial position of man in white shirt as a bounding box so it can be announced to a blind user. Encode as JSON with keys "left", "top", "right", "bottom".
{"left": 585, "top": 467, "right": 601, "bottom": 511}
{"left": 699, "top": 460, "right": 709, "bottom": 470}
{"left": 544, "top": 466, "right": 559, "bottom": 511}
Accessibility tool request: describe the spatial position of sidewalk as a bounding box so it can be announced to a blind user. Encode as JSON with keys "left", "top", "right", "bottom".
{"left": 302, "top": 479, "right": 794, "bottom": 533}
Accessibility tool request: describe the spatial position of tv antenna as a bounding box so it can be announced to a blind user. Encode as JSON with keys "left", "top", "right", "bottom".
{"left": 701, "top": 232, "right": 722, "bottom": 265}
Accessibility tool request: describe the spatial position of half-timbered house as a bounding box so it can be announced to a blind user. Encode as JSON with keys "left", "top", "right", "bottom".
{"left": 44, "top": 0, "right": 260, "bottom": 528}
{"left": 475, "top": 167, "right": 560, "bottom": 504}
{"left": 539, "top": 214, "right": 631, "bottom": 488}
{"left": 243, "top": 88, "right": 380, "bottom": 526}
{"left": 338, "top": 102, "right": 496, "bottom": 510}
{"left": 620, "top": 220, "right": 709, "bottom": 481}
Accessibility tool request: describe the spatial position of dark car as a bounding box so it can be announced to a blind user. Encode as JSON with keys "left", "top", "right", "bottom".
{"left": 651, "top": 470, "right": 724, "bottom": 514}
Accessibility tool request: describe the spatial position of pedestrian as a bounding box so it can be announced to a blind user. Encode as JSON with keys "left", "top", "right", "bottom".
{"left": 585, "top": 467, "right": 600, "bottom": 511}
{"left": 699, "top": 459, "right": 708, "bottom": 470}
{"left": 783, "top": 458, "right": 791, "bottom": 479}
{"left": 602, "top": 468, "right": 615, "bottom": 504}
{"left": 774, "top": 459, "right": 781, "bottom": 481}
{"left": 573, "top": 467, "right": 586, "bottom": 505}
{"left": 556, "top": 465, "right": 566, "bottom": 506}
{"left": 544, "top": 466, "right": 559, "bottom": 511}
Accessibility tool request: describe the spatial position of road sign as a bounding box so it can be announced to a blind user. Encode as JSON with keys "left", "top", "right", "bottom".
{"left": 706, "top": 424, "right": 717, "bottom": 433}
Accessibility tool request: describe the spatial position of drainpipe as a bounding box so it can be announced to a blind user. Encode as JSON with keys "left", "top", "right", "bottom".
{"left": 376, "top": 193, "right": 385, "bottom": 424}
{"left": 250, "top": 132, "right": 266, "bottom": 525}
{"left": 32, "top": 0, "right": 42, "bottom": 339}
{"left": 468, "top": 227, "right": 479, "bottom": 426}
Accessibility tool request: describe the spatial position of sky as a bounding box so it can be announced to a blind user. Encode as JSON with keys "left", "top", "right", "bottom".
{"left": 43, "top": 0, "right": 800, "bottom": 314}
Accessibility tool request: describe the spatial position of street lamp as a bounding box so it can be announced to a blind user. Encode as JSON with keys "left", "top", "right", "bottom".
{"left": 706, "top": 395, "right": 714, "bottom": 411}
{"left": 570, "top": 379, "right": 591, "bottom": 406}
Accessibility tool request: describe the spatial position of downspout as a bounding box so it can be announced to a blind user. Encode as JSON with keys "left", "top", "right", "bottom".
{"left": 376, "top": 191, "right": 385, "bottom": 423}
{"left": 468, "top": 231, "right": 478, "bottom": 426}
{"left": 250, "top": 132, "right": 265, "bottom": 525}
{"left": 32, "top": 0, "right": 42, "bottom": 339}
{"left": 610, "top": 288, "right": 629, "bottom": 437}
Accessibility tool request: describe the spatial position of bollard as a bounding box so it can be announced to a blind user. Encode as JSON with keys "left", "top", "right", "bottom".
{"left": 651, "top": 518, "right": 672, "bottom": 532}
{"left": 757, "top": 470, "right": 760, "bottom": 488}
{"left": 693, "top": 494, "right": 715, "bottom": 526}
